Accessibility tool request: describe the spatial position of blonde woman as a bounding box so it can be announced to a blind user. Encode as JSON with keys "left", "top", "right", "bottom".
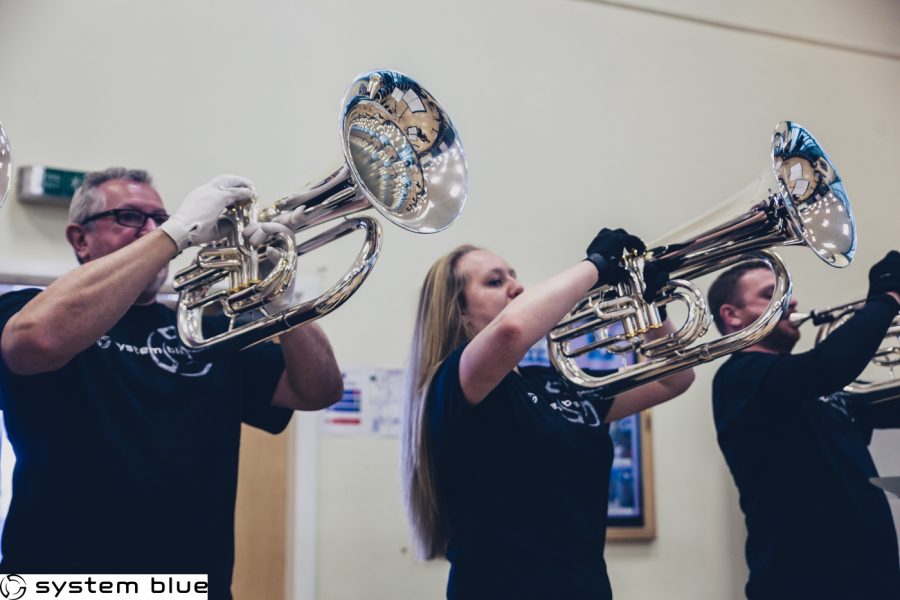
{"left": 401, "top": 229, "right": 695, "bottom": 599}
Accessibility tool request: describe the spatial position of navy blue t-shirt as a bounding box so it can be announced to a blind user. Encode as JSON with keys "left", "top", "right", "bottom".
{"left": 712, "top": 296, "right": 900, "bottom": 600}
{"left": 0, "top": 289, "right": 292, "bottom": 600}
{"left": 428, "top": 346, "right": 615, "bottom": 600}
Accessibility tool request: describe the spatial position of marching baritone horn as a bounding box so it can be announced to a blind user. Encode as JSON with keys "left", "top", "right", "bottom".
{"left": 174, "top": 70, "right": 468, "bottom": 350}
{"left": 548, "top": 121, "right": 856, "bottom": 395}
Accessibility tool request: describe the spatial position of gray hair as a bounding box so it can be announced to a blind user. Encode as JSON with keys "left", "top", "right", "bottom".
{"left": 69, "top": 167, "right": 153, "bottom": 225}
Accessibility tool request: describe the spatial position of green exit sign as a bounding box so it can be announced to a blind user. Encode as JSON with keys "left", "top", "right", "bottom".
{"left": 18, "top": 165, "right": 87, "bottom": 205}
{"left": 41, "top": 168, "right": 84, "bottom": 196}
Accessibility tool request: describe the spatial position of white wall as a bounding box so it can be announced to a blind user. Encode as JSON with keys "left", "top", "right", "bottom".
{"left": 872, "top": 431, "right": 900, "bottom": 544}
{"left": 1, "top": 1, "right": 898, "bottom": 598}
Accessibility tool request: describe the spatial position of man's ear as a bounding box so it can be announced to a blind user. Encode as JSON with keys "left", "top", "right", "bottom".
{"left": 719, "top": 303, "right": 743, "bottom": 331}
{"left": 65, "top": 223, "right": 90, "bottom": 264}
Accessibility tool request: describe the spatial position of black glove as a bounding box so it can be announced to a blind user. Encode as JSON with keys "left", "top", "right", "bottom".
{"left": 867, "top": 250, "right": 900, "bottom": 302}
{"left": 585, "top": 228, "right": 646, "bottom": 286}
{"left": 642, "top": 260, "right": 670, "bottom": 321}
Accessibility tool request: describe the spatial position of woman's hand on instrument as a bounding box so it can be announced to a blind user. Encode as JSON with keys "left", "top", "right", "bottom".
{"left": 584, "top": 227, "right": 645, "bottom": 286}
{"left": 641, "top": 260, "right": 671, "bottom": 321}
{"left": 642, "top": 261, "right": 670, "bottom": 302}
{"left": 160, "top": 174, "right": 255, "bottom": 251}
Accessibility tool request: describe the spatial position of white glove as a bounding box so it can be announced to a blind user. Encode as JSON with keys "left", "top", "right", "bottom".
{"left": 160, "top": 174, "right": 256, "bottom": 251}
{"left": 243, "top": 221, "right": 301, "bottom": 314}
{"left": 269, "top": 164, "right": 351, "bottom": 231}
{"left": 271, "top": 204, "right": 310, "bottom": 231}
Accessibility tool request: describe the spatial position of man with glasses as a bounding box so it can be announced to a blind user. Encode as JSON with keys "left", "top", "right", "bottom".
{"left": 81, "top": 207, "right": 170, "bottom": 227}
{"left": 0, "top": 167, "right": 344, "bottom": 599}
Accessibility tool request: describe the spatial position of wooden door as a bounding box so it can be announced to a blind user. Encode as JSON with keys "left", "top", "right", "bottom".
{"left": 232, "top": 424, "right": 291, "bottom": 599}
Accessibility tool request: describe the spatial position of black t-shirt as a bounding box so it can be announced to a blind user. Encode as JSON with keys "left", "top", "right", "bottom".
{"left": 0, "top": 289, "right": 292, "bottom": 600}
{"left": 428, "top": 346, "right": 615, "bottom": 600}
{"left": 712, "top": 296, "right": 900, "bottom": 600}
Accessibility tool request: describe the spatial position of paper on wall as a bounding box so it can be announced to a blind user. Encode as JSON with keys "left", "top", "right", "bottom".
{"left": 322, "top": 365, "right": 405, "bottom": 436}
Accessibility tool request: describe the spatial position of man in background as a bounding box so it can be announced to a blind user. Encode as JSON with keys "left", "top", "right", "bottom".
{"left": 708, "top": 252, "right": 900, "bottom": 599}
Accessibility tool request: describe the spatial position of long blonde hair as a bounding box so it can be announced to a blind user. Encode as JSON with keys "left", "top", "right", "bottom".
{"left": 401, "top": 244, "right": 479, "bottom": 560}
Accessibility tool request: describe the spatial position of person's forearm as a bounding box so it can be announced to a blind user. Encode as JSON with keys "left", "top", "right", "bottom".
{"left": 460, "top": 261, "right": 599, "bottom": 404}
{"left": 1, "top": 230, "right": 177, "bottom": 374}
{"left": 492, "top": 261, "right": 598, "bottom": 354}
{"left": 605, "top": 317, "right": 695, "bottom": 421}
{"left": 763, "top": 295, "right": 899, "bottom": 399}
{"left": 643, "top": 318, "right": 695, "bottom": 394}
{"left": 272, "top": 322, "right": 343, "bottom": 410}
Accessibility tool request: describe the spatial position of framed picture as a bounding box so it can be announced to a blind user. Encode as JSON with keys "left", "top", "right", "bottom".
{"left": 606, "top": 409, "right": 655, "bottom": 541}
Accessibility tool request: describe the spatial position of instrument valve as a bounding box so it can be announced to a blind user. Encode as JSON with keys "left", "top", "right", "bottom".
{"left": 228, "top": 279, "right": 262, "bottom": 294}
